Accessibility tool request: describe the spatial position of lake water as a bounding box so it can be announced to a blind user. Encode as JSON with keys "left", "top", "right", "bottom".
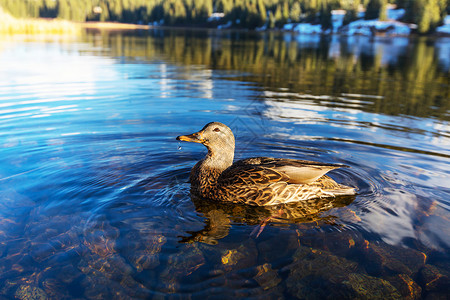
{"left": 0, "top": 29, "right": 449, "bottom": 299}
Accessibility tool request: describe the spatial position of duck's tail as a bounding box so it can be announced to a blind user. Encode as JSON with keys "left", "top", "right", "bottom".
{"left": 313, "top": 175, "right": 356, "bottom": 197}
{"left": 323, "top": 185, "right": 356, "bottom": 197}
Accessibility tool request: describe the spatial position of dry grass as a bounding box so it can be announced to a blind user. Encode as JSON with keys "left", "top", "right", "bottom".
{"left": 0, "top": 7, "right": 155, "bottom": 35}
{"left": 0, "top": 7, "right": 80, "bottom": 35}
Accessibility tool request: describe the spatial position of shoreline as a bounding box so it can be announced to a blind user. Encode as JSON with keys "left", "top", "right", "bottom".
{"left": 81, "top": 21, "right": 450, "bottom": 38}
{"left": 1, "top": 17, "right": 449, "bottom": 38}
{"left": 80, "top": 22, "right": 153, "bottom": 30}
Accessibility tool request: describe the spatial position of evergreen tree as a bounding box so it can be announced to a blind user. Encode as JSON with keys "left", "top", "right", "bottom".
{"left": 58, "top": 0, "right": 71, "bottom": 20}
{"left": 174, "top": 1, "right": 187, "bottom": 24}
{"left": 289, "top": 1, "right": 301, "bottom": 23}
{"left": 99, "top": 1, "right": 109, "bottom": 22}
{"left": 343, "top": 0, "right": 360, "bottom": 25}
{"left": 268, "top": 10, "right": 276, "bottom": 28}
{"left": 41, "top": 0, "right": 58, "bottom": 18}
{"left": 365, "top": 0, "right": 382, "bottom": 20}
{"left": 417, "top": 0, "right": 441, "bottom": 33}
{"left": 108, "top": 0, "right": 123, "bottom": 21}
{"left": 282, "top": 1, "right": 289, "bottom": 21}
{"left": 320, "top": 4, "right": 332, "bottom": 30}
{"left": 379, "top": 0, "right": 387, "bottom": 21}
{"left": 257, "top": 0, "right": 267, "bottom": 24}
{"left": 274, "top": 4, "right": 283, "bottom": 26}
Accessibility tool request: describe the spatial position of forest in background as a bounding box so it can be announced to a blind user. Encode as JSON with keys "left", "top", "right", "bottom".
{"left": 0, "top": 0, "right": 449, "bottom": 33}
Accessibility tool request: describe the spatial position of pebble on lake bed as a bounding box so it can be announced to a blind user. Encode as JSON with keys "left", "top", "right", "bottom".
{"left": 15, "top": 285, "right": 48, "bottom": 300}
{"left": 253, "top": 263, "right": 281, "bottom": 290}
{"left": 219, "top": 241, "right": 257, "bottom": 272}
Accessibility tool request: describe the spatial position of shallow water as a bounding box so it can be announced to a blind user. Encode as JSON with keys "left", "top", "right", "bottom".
{"left": 0, "top": 30, "right": 449, "bottom": 299}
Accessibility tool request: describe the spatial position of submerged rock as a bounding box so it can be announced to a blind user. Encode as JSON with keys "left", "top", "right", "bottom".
{"left": 83, "top": 219, "right": 119, "bottom": 258}
{"left": 296, "top": 230, "right": 365, "bottom": 259}
{"left": 124, "top": 231, "right": 167, "bottom": 272}
{"left": 41, "top": 278, "right": 72, "bottom": 300}
{"left": 257, "top": 231, "right": 299, "bottom": 262}
{"left": 78, "top": 253, "right": 133, "bottom": 282}
{"left": 220, "top": 240, "right": 258, "bottom": 272}
{"left": 386, "top": 274, "right": 422, "bottom": 300}
{"left": 284, "top": 246, "right": 359, "bottom": 298}
{"left": 78, "top": 252, "right": 149, "bottom": 298}
{"left": 159, "top": 244, "right": 205, "bottom": 293}
{"left": 419, "top": 264, "right": 450, "bottom": 293}
{"left": 343, "top": 273, "right": 401, "bottom": 299}
{"left": 253, "top": 263, "right": 281, "bottom": 290}
{"left": 14, "top": 285, "right": 48, "bottom": 300}
{"left": 362, "top": 242, "right": 426, "bottom": 277}
{"left": 283, "top": 245, "right": 421, "bottom": 299}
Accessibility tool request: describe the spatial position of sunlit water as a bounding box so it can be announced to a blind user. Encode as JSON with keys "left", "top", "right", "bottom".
{"left": 0, "top": 30, "right": 449, "bottom": 299}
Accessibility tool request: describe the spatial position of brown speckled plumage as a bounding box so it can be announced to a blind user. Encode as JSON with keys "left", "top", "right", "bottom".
{"left": 177, "top": 122, "right": 355, "bottom": 206}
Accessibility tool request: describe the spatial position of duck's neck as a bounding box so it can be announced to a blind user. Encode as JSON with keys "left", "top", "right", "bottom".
{"left": 203, "top": 149, "right": 234, "bottom": 171}
{"left": 190, "top": 149, "right": 234, "bottom": 198}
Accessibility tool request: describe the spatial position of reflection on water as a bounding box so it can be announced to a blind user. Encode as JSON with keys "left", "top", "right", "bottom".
{"left": 82, "top": 29, "right": 449, "bottom": 120}
{"left": 0, "top": 29, "right": 449, "bottom": 299}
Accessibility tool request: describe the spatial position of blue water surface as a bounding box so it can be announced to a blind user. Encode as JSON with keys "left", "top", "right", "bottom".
{"left": 0, "top": 31, "right": 449, "bottom": 298}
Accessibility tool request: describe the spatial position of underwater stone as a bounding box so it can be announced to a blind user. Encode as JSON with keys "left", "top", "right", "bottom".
{"left": 363, "top": 242, "right": 426, "bottom": 276}
{"left": 385, "top": 274, "right": 422, "bottom": 300}
{"left": 258, "top": 231, "right": 298, "bottom": 262}
{"left": 343, "top": 273, "right": 401, "bottom": 299}
{"left": 41, "top": 278, "right": 71, "bottom": 299}
{"left": 253, "top": 263, "right": 281, "bottom": 290}
{"left": 219, "top": 239, "right": 258, "bottom": 272}
{"left": 79, "top": 255, "right": 149, "bottom": 299}
{"left": 81, "top": 275, "right": 115, "bottom": 299}
{"left": 160, "top": 244, "right": 206, "bottom": 293}
{"left": 57, "top": 264, "right": 82, "bottom": 284}
{"left": 284, "top": 246, "right": 359, "bottom": 298}
{"left": 128, "top": 234, "right": 167, "bottom": 272}
{"left": 29, "top": 243, "right": 57, "bottom": 263}
{"left": 83, "top": 219, "right": 119, "bottom": 258}
{"left": 297, "top": 230, "right": 365, "bottom": 259}
{"left": 79, "top": 253, "right": 133, "bottom": 282}
{"left": 419, "top": 264, "right": 450, "bottom": 293}
{"left": 14, "top": 285, "right": 48, "bottom": 300}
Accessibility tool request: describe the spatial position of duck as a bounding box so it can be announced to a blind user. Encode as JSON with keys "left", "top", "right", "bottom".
{"left": 176, "top": 122, "right": 355, "bottom": 206}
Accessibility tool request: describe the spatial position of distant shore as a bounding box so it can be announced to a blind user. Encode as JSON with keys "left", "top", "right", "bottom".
{"left": 80, "top": 22, "right": 153, "bottom": 30}
{"left": 1, "top": 13, "right": 449, "bottom": 38}
{"left": 81, "top": 20, "right": 450, "bottom": 38}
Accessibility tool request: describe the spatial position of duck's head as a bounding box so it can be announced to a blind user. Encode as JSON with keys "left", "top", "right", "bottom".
{"left": 177, "top": 122, "right": 235, "bottom": 166}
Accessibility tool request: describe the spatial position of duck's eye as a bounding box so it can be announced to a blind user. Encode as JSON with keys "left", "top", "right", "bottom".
{"left": 213, "top": 128, "right": 221, "bottom": 132}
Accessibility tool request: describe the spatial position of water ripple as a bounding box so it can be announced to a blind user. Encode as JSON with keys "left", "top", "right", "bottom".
{"left": 0, "top": 31, "right": 449, "bottom": 299}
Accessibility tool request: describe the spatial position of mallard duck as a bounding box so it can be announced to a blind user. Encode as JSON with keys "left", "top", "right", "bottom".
{"left": 176, "top": 122, "right": 355, "bottom": 206}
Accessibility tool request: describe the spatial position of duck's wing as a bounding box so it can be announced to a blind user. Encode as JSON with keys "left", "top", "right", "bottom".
{"left": 220, "top": 157, "right": 348, "bottom": 185}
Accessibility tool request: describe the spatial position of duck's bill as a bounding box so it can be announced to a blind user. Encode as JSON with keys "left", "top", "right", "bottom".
{"left": 176, "top": 132, "right": 205, "bottom": 143}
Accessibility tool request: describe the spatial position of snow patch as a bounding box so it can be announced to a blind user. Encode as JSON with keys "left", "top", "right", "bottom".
{"left": 292, "top": 23, "right": 323, "bottom": 34}
{"left": 387, "top": 9, "right": 405, "bottom": 21}
{"left": 217, "top": 21, "right": 232, "bottom": 29}
{"left": 341, "top": 20, "right": 411, "bottom": 36}
{"left": 436, "top": 15, "right": 450, "bottom": 34}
